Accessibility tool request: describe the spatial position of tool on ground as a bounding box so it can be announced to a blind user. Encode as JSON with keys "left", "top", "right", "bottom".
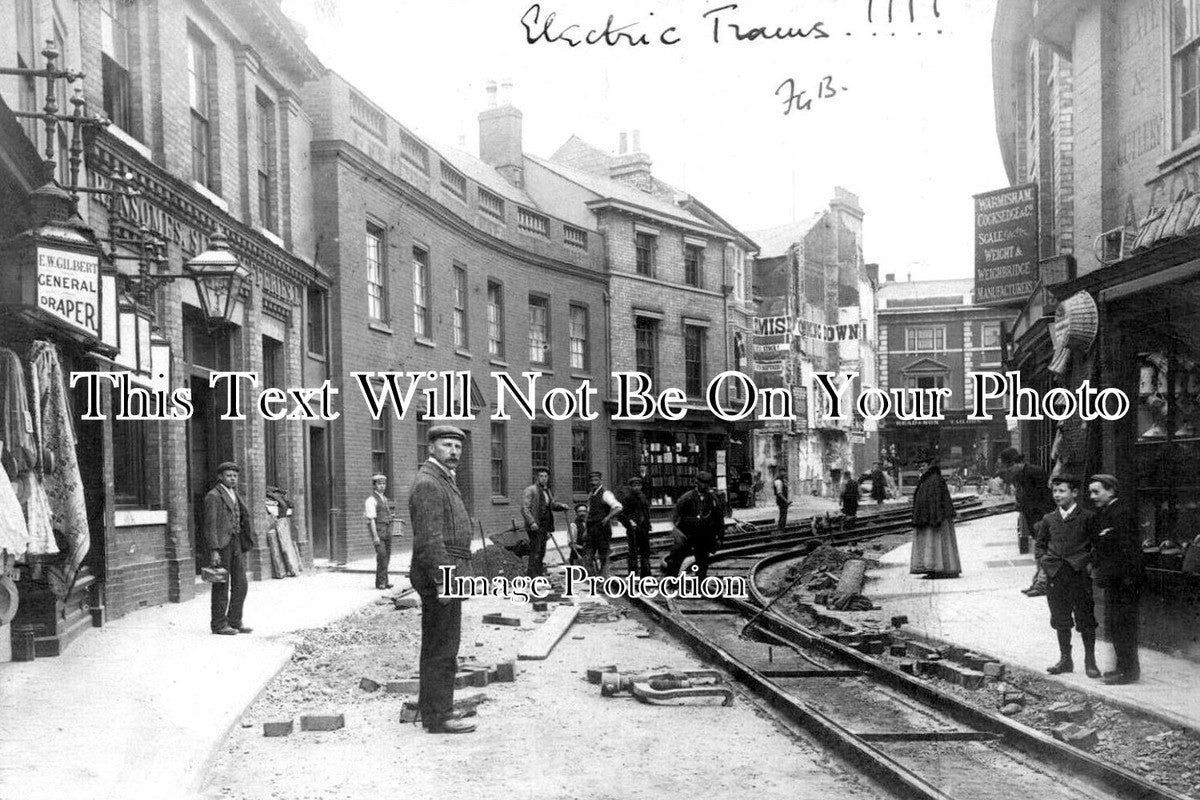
{"left": 600, "top": 669, "right": 733, "bottom": 705}
{"left": 545, "top": 528, "right": 569, "bottom": 568}
{"left": 560, "top": 508, "right": 588, "bottom": 569}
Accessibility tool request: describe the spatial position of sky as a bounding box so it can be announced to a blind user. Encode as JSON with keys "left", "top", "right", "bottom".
{"left": 280, "top": 0, "right": 1009, "bottom": 282}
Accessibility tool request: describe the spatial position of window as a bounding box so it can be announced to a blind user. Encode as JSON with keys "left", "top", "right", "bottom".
{"left": 256, "top": 92, "right": 277, "bottom": 233}
{"left": 453, "top": 265, "right": 468, "bottom": 348}
{"left": 571, "top": 427, "right": 591, "bottom": 494}
{"left": 415, "top": 414, "right": 429, "bottom": 465}
{"left": 634, "top": 317, "right": 659, "bottom": 382}
{"left": 490, "top": 421, "right": 507, "bottom": 496}
{"left": 684, "top": 244, "right": 703, "bottom": 288}
{"left": 569, "top": 304, "right": 588, "bottom": 371}
{"left": 262, "top": 336, "right": 284, "bottom": 487}
{"left": 531, "top": 426, "right": 551, "bottom": 475}
{"left": 112, "top": 409, "right": 146, "bottom": 506}
{"left": 529, "top": 296, "right": 549, "bottom": 365}
{"left": 412, "top": 246, "right": 431, "bottom": 338}
{"left": 440, "top": 162, "right": 466, "bottom": 200}
{"left": 635, "top": 232, "right": 656, "bottom": 276}
{"left": 187, "top": 26, "right": 215, "bottom": 189}
{"left": 371, "top": 414, "right": 391, "bottom": 483}
{"left": 487, "top": 281, "right": 504, "bottom": 358}
{"left": 100, "top": 0, "right": 135, "bottom": 135}
{"left": 1175, "top": 1, "right": 1200, "bottom": 143}
{"left": 905, "top": 326, "right": 946, "bottom": 352}
{"left": 981, "top": 322, "right": 1002, "bottom": 348}
{"left": 684, "top": 325, "right": 706, "bottom": 396}
{"left": 366, "top": 223, "right": 387, "bottom": 322}
{"left": 306, "top": 287, "right": 327, "bottom": 357}
{"left": 903, "top": 373, "right": 947, "bottom": 391}
{"left": 727, "top": 245, "right": 746, "bottom": 301}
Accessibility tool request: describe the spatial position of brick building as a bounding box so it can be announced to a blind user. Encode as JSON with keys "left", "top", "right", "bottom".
{"left": 1, "top": 0, "right": 331, "bottom": 645}
{"left": 748, "top": 188, "right": 879, "bottom": 497}
{"left": 303, "top": 75, "right": 610, "bottom": 562}
{"left": 526, "top": 132, "right": 759, "bottom": 508}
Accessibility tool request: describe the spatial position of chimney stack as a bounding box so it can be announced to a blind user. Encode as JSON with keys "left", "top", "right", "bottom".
{"left": 478, "top": 80, "right": 524, "bottom": 188}
{"left": 885, "top": 273, "right": 895, "bottom": 282}
{"left": 632, "top": 129, "right": 641, "bottom": 152}
{"left": 619, "top": 132, "right": 628, "bottom": 155}
{"left": 610, "top": 129, "right": 653, "bottom": 192}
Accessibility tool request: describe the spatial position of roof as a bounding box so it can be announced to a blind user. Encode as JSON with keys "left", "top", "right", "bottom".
{"left": 525, "top": 153, "right": 716, "bottom": 231}
{"left": 745, "top": 215, "right": 825, "bottom": 258}
{"left": 876, "top": 278, "right": 976, "bottom": 309}
{"left": 436, "top": 143, "right": 537, "bottom": 207}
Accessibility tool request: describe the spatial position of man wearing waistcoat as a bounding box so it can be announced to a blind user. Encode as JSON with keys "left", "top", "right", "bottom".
{"left": 1088, "top": 474, "right": 1144, "bottom": 685}
{"left": 583, "top": 471, "right": 623, "bottom": 578}
{"left": 408, "top": 425, "right": 475, "bottom": 734}
{"left": 365, "top": 473, "right": 398, "bottom": 590}
{"left": 1034, "top": 476, "right": 1099, "bottom": 678}
{"left": 204, "top": 462, "right": 255, "bottom": 636}
{"left": 521, "top": 467, "right": 569, "bottom": 579}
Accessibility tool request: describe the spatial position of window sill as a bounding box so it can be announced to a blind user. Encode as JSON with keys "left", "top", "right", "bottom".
{"left": 1156, "top": 137, "right": 1200, "bottom": 175}
{"left": 255, "top": 225, "right": 285, "bottom": 248}
{"left": 415, "top": 336, "right": 437, "bottom": 349}
{"left": 190, "top": 180, "right": 230, "bottom": 213}
{"left": 114, "top": 508, "right": 168, "bottom": 527}
{"left": 455, "top": 348, "right": 473, "bottom": 359}
{"left": 530, "top": 365, "right": 553, "bottom": 375}
{"left": 569, "top": 371, "right": 593, "bottom": 381}
{"left": 106, "top": 124, "right": 152, "bottom": 159}
{"left": 489, "top": 357, "right": 509, "bottom": 368}
{"left": 491, "top": 496, "right": 510, "bottom": 505}
{"left": 306, "top": 351, "right": 327, "bottom": 362}
{"left": 368, "top": 321, "right": 394, "bottom": 335}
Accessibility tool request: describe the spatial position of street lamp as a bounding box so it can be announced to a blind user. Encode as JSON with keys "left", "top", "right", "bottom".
{"left": 184, "top": 229, "right": 251, "bottom": 327}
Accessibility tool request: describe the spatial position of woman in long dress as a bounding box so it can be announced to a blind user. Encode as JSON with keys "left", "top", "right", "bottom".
{"left": 910, "top": 451, "right": 961, "bottom": 578}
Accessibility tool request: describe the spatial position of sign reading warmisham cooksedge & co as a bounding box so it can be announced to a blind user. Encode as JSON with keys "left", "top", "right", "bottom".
{"left": 974, "top": 183, "right": 1038, "bottom": 307}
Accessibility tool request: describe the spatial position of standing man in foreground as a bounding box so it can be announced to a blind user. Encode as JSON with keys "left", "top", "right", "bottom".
{"left": 1034, "top": 476, "right": 1099, "bottom": 677}
{"left": 583, "top": 471, "right": 623, "bottom": 578}
{"left": 1088, "top": 474, "right": 1143, "bottom": 685}
{"left": 773, "top": 469, "right": 792, "bottom": 535}
{"left": 664, "top": 471, "right": 729, "bottom": 581}
{"left": 619, "top": 475, "right": 653, "bottom": 577}
{"left": 364, "top": 473, "right": 398, "bottom": 590}
{"left": 408, "top": 425, "right": 476, "bottom": 734}
{"left": 204, "top": 462, "right": 255, "bottom": 636}
{"left": 521, "top": 467, "right": 569, "bottom": 579}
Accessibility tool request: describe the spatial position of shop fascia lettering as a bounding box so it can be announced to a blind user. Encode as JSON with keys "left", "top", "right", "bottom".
{"left": 753, "top": 314, "right": 868, "bottom": 342}
{"left": 36, "top": 247, "right": 100, "bottom": 337}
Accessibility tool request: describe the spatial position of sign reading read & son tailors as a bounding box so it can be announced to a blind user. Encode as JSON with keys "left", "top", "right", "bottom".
{"left": 36, "top": 246, "right": 100, "bottom": 338}
{"left": 974, "top": 183, "right": 1038, "bottom": 306}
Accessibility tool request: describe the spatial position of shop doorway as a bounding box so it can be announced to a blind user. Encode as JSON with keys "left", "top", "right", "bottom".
{"left": 187, "top": 374, "right": 233, "bottom": 571}
{"left": 308, "top": 426, "right": 330, "bottom": 559}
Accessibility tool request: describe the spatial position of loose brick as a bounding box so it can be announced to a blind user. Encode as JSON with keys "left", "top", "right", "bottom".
{"left": 465, "top": 667, "right": 490, "bottom": 687}
{"left": 399, "top": 702, "right": 420, "bottom": 723}
{"left": 386, "top": 678, "right": 421, "bottom": 694}
{"left": 263, "top": 720, "right": 294, "bottom": 737}
{"left": 587, "top": 665, "right": 618, "bottom": 684}
{"left": 906, "top": 641, "right": 940, "bottom": 660}
{"left": 1052, "top": 723, "right": 1099, "bottom": 750}
{"left": 454, "top": 672, "right": 475, "bottom": 689}
{"left": 890, "top": 615, "right": 909, "bottom": 628}
{"left": 1048, "top": 703, "right": 1091, "bottom": 724}
{"left": 983, "top": 662, "right": 1005, "bottom": 678}
{"left": 1001, "top": 690, "right": 1026, "bottom": 706}
{"left": 899, "top": 660, "right": 916, "bottom": 674}
{"left": 889, "top": 644, "right": 908, "bottom": 657}
{"left": 359, "top": 677, "right": 381, "bottom": 692}
{"left": 1000, "top": 703, "right": 1022, "bottom": 716}
{"left": 494, "top": 661, "right": 517, "bottom": 682}
{"left": 482, "top": 613, "right": 522, "bottom": 627}
{"left": 300, "top": 713, "right": 345, "bottom": 732}
{"left": 532, "top": 601, "right": 549, "bottom": 612}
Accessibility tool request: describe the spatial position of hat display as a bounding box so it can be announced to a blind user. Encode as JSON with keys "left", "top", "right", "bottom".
{"left": 427, "top": 425, "right": 466, "bottom": 443}
{"left": 216, "top": 461, "right": 240, "bottom": 474}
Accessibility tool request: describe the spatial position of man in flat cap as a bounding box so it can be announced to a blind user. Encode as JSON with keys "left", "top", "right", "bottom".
{"left": 1088, "top": 474, "right": 1144, "bottom": 684}
{"left": 408, "top": 425, "right": 476, "bottom": 733}
{"left": 521, "top": 467, "right": 569, "bottom": 580}
{"left": 204, "top": 461, "right": 255, "bottom": 636}
{"left": 583, "top": 471, "right": 623, "bottom": 578}
{"left": 618, "top": 475, "right": 653, "bottom": 577}
{"left": 364, "top": 473, "right": 400, "bottom": 590}
{"left": 665, "top": 471, "right": 729, "bottom": 581}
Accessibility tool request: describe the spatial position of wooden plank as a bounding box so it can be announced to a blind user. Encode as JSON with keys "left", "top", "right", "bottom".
{"left": 517, "top": 605, "right": 580, "bottom": 661}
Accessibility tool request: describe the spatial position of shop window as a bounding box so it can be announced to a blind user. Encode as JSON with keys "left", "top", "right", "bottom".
{"left": 684, "top": 325, "right": 706, "bottom": 396}
{"left": 413, "top": 245, "right": 431, "bottom": 338}
{"left": 306, "top": 287, "right": 327, "bottom": 357}
{"left": 256, "top": 91, "right": 277, "bottom": 233}
{"left": 371, "top": 414, "right": 391, "bottom": 483}
{"left": 187, "top": 25, "right": 217, "bottom": 190}
{"left": 905, "top": 326, "right": 945, "bottom": 352}
{"left": 1174, "top": 0, "right": 1200, "bottom": 144}
{"left": 453, "top": 265, "right": 468, "bottom": 348}
{"left": 569, "top": 304, "right": 588, "bottom": 371}
{"left": 634, "top": 317, "right": 659, "bottom": 382}
{"left": 642, "top": 432, "right": 704, "bottom": 506}
{"left": 635, "top": 232, "right": 656, "bottom": 276}
{"left": 262, "top": 335, "right": 284, "bottom": 487}
{"left": 571, "top": 427, "right": 591, "bottom": 494}
{"left": 490, "top": 421, "right": 507, "bottom": 496}
{"left": 100, "top": 0, "right": 136, "bottom": 136}
{"left": 531, "top": 425, "right": 551, "bottom": 475}
{"left": 684, "top": 244, "right": 703, "bottom": 288}
{"left": 487, "top": 280, "right": 504, "bottom": 358}
{"left": 903, "top": 373, "right": 947, "bottom": 391}
{"left": 528, "top": 295, "right": 549, "bottom": 365}
{"left": 366, "top": 223, "right": 387, "bottom": 322}
{"left": 112, "top": 411, "right": 147, "bottom": 507}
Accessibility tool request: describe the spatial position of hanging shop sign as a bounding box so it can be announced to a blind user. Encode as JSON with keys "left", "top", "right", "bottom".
{"left": 1049, "top": 290, "right": 1099, "bottom": 376}
{"left": 36, "top": 246, "right": 100, "bottom": 338}
{"left": 974, "top": 183, "right": 1039, "bottom": 306}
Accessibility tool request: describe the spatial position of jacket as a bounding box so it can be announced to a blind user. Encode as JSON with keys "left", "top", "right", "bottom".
{"left": 869, "top": 469, "right": 887, "bottom": 501}
{"left": 673, "top": 489, "right": 727, "bottom": 539}
{"left": 1034, "top": 505, "right": 1095, "bottom": 577}
{"left": 521, "top": 483, "right": 568, "bottom": 531}
{"left": 912, "top": 466, "right": 955, "bottom": 528}
{"left": 618, "top": 488, "right": 652, "bottom": 531}
{"left": 203, "top": 484, "right": 255, "bottom": 553}
{"left": 409, "top": 460, "right": 474, "bottom": 591}
{"left": 1012, "top": 463, "right": 1054, "bottom": 519}
{"left": 1092, "top": 497, "right": 1144, "bottom": 587}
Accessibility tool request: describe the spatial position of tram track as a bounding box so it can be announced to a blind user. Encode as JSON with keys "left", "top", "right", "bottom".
{"left": 621, "top": 501, "right": 1188, "bottom": 800}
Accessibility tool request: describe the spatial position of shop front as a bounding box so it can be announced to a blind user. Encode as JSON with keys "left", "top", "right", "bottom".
{"left": 880, "top": 410, "right": 1009, "bottom": 479}
{"left": 610, "top": 410, "right": 735, "bottom": 513}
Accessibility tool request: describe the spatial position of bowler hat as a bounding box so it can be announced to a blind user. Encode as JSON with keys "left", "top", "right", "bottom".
{"left": 427, "top": 424, "right": 466, "bottom": 443}
{"left": 216, "top": 461, "right": 240, "bottom": 474}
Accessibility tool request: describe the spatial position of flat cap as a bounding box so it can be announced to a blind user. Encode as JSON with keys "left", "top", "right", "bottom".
{"left": 696, "top": 470, "right": 714, "bottom": 485}
{"left": 216, "top": 461, "right": 240, "bottom": 474}
{"left": 427, "top": 424, "right": 466, "bottom": 443}
{"left": 1088, "top": 473, "right": 1119, "bottom": 492}
{"left": 371, "top": 473, "right": 387, "bottom": 482}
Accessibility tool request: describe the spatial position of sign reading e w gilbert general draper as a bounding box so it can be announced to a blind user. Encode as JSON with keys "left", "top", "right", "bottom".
{"left": 36, "top": 246, "right": 100, "bottom": 338}
{"left": 973, "top": 183, "right": 1038, "bottom": 307}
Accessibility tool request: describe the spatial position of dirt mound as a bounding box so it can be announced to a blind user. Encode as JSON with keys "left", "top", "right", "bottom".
{"left": 472, "top": 544, "right": 526, "bottom": 578}
{"left": 783, "top": 544, "right": 854, "bottom": 583}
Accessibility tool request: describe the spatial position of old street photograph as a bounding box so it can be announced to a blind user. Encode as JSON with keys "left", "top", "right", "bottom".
{"left": 3, "top": 0, "right": 1200, "bottom": 798}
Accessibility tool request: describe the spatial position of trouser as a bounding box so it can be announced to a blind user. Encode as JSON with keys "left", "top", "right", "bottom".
{"left": 776, "top": 503, "right": 788, "bottom": 533}
{"left": 1105, "top": 583, "right": 1141, "bottom": 676}
{"left": 210, "top": 541, "right": 248, "bottom": 632}
{"left": 625, "top": 523, "right": 652, "bottom": 577}
{"left": 417, "top": 590, "right": 463, "bottom": 726}
{"left": 1046, "top": 564, "right": 1096, "bottom": 633}
{"left": 584, "top": 523, "right": 612, "bottom": 577}
{"left": 374, "top": 534, "right": 393, "bottom": 588}
{"left": 663, "top": 531, "right": 718, "bottom": 581}
{"left": 526, "top": 526, "right": 549, "bottom": 578}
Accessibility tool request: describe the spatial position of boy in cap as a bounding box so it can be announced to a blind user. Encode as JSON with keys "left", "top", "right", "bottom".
{"left": 1034, "top": 476, "right": 1099, "bottom": 677}
{"left": 364, "top": 473, "right": 399, "bottom": 589}
{"left": 204, "top": 461, "right": 255, "bottom": 636}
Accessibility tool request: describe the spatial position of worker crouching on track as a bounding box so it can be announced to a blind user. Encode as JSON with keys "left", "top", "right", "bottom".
{"left": 1035, "top": 475, "right": 1100, "bottom": 678}
{"left": 663, "top": 471, "right": 728, "bottom": 581}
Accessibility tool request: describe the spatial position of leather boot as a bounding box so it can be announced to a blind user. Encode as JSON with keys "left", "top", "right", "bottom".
{"left": 1047, "top": 630, "right": 1073, "bottom": 674}
{"left": 1082, "top": 632, "right": 1100, "bottom": 678}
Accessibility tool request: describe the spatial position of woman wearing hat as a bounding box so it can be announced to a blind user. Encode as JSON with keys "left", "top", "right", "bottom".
{"left": 909, "top": 449, "right": 961, "bottom": 578}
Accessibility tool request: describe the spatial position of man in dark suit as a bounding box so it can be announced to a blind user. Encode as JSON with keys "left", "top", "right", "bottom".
{"left": 1088, "top": 474, "right": 1143, "bottom": 685}
{"left": 521, "top": 467, "right": 569, "bottom": 579}
{"left": 204, "top": 462, "right": 255, "bottom": 636}
{"left": 619, "top": 475, "right": 653, "bottom": 577}
{"left": 409, "top": 425, "right": 475, "bottom": 734}
{"left": 664, "top": 472, "right": 728, "bottom": 581}
{"left": 1034, "top": 476, "right": 1098, "bottom": 677}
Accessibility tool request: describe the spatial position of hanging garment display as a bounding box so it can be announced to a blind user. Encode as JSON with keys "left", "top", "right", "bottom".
{"left": 0, "top": 348, "right": 37, "bottom": 475}
{"left": 0, "top": 443, "right": 30, "bottom": 556}
{"left": 14, "top": 470, "right": 56, "bottom": 555}
{"left": 31, "top": 341, "right": 89, "bottom": 597}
